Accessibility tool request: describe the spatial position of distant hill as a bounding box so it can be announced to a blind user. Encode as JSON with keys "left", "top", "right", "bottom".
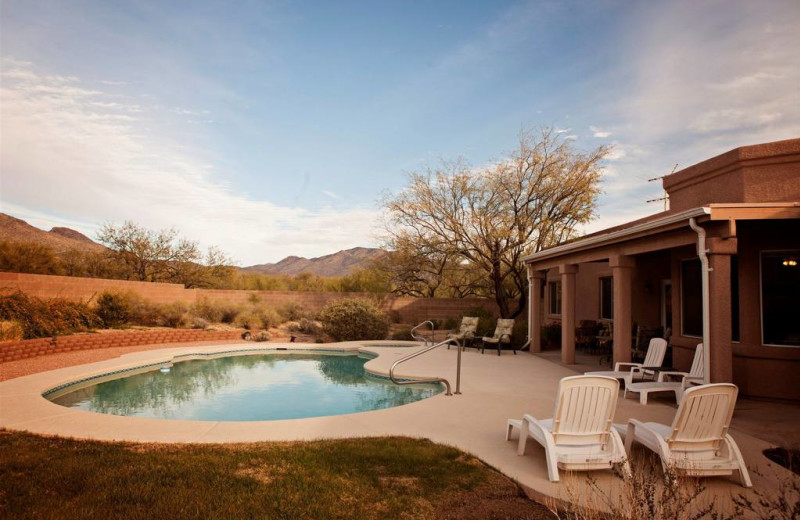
{"left": 241, "top": 247, "right": 386, "bottom": 277}
{"left": 0, "top": 213, "right": 106, "bottom": 254}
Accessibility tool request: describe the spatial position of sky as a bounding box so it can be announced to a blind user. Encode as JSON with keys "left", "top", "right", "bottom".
{"left": 1, "top": 0, "right": 798, "bottom": 266}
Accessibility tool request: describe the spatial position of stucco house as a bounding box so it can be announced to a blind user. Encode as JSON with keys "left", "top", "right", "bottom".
{"left": 524, "top": 138, "right": 800, "bottom": 401}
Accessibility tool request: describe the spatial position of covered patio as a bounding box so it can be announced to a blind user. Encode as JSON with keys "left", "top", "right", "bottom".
{"left": 524, "top": 138, "right": 800, "bottom": 401}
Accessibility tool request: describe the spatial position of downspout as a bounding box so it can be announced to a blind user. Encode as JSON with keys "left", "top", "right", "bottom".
{"left": 520, "top": 268, "right": 532, "bottom": 352}
{"left": 688, "top": 218, "right": 711, "bottom": 384}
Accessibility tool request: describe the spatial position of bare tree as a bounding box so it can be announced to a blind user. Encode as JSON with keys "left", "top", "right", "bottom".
{"left": 383, "top": 128, "right": 608, "bottom": 317}
{"left": 97, "top": 222, "right": 234, "bottom": 287}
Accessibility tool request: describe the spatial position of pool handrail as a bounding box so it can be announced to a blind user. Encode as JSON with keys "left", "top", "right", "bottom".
{"left": 410, "top": 320, "right": 435, "bottom": 346}
{"left": 389, "top": 336, "right": 463, "bottom": 396}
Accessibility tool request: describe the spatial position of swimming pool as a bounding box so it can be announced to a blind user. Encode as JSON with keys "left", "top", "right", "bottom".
{"left": 47, "top": 352, "right": 442, "bottom": 421}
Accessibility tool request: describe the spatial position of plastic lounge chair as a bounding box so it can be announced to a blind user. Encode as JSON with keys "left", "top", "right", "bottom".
{"left": 586, "top": 337, "right": 668, "bottom": 385}
{"left": 481, "top": 318, "right": 515, "bottom": 356}
{"left": 505, "top": 375, "right": 630, "bottom": 482}
{"left": 617, "top": 383, "right": 752, "bottom": 487}
{"left": 446, "top": 317, "right": 479, "bottom": 350}
{"left": 624, "top": 344, "right": 704, "bottom": 404}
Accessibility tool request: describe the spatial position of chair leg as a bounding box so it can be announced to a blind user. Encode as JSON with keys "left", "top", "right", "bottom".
{"left": 505, "top": 422, "right": 515, "bottom": 441}
{"left": 497, "top": 344, "right": 501, "bottom": 356}
{"left": 544, "top": 448, "right": 560, "bottom": 482}
{"left": 726, "top": 435, "right": 753, "bottom": 488}
{"left": 639, "top": 392, "right": 648, "bottom": 405}
{"left": 517, "top": 427, "right": 528, "bottom": 455}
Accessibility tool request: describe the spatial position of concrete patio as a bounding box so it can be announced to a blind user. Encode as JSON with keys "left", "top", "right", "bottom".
{"left": 0, "top": 341, "right": 796, "bottom": 511}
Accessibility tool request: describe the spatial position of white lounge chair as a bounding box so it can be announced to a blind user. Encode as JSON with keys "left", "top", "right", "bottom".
{"left": 506, "top": 375, "right": 630, "bottom": 482}
{"left": 586, "top": 337, "right": 668, "bottom": 385}
{"left": 619, "top": 383, "right": 752, "bottom": 487}
{"left": 481, "top": 318, "right": 516, "bottom": 356}
{"left": 446, "top": 316, "right": 479, "bottom": 350}
{"left": 624, "top": 344, "right": 704, "bottom": 404}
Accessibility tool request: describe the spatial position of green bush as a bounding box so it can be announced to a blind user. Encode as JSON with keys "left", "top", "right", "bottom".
{"left": 542, "top": 322, "right": 562, "bottom": 348}
{"left": 318, "top": 299, "right": 390, "bottom": 341}
{"left": 461, "top": 306, "right": 495, "bottom": 336}
{"left": 0, "top": 291, "right": 101, "bottom": 339}
{"left": 95, "top": 292, "right": 132, "bottom": 328}
{"left": 442, "top": 316, "right": 459, "bottom": 331}
{"left": 390, "top": 326, "right": 415, "bottom": 341}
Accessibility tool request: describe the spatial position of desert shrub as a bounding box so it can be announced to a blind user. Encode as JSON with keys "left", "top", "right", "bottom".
{"left": 253, "top": 330, "right": 271, "bottom": 342}
{"left": 247, "top": 293, "right": 261, "bottom": 304}
{"left": 191, "top": 297, "right": 223, "bottom": 322}
{"left": 218, "top": 303, "right": 241, "bottom": 324}
{"left": 0, "top": 291, "right": 100, "bottom": 338}
{"left": 95, "top": 292, "right": 132, "bottom": 328}
{"left": 155, "top": 302, "right": 189, "bottom": 328}
{"left": 318, "top": 298, "right": 390, "bottom": 341}
{"left": 255, "top": 306, "right": 283, "bottom": 329}
{"left": 461, "top": 306, "right": 495, "bottom": 336}
{"left": 390, "top": 326, "right": 415, "bottom": 341}
{"left": 127, "top": 296, "right": 161, "bottom": 326}
{"left": 234, "top": 311, "right": 263, "bottom": 330}
{"left": 278, "top": 301, "right": 306, "bottom": 322}
{"left": 389, "top": 310, "right": 403, "bottom": 324}
{"left": 0, "top": 320, "right": 24, "bottom": 342}
{"left": 288, "top": 317, "right": 322, "bottom": 335}
{"left": 190, "top": 317, "right": 209, "bottom": 330}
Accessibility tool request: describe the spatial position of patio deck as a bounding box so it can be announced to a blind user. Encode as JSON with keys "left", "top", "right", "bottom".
{"left": 0, "top": 341, "right": 796, "bottom": 510}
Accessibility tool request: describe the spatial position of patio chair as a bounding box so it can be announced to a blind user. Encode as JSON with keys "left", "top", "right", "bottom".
{"left": 505, "top": 375, "right": 630, "bottom": 482}
{"left": 617, "top": 383, "right": 752, "bottom": 487}
{"left": 446, "top": 316, "right": 479, "bottom": 350}
{"left": 624, "top": 344, "right": 704, "bottom": 404}
{"left": 481, "top": 318, "right": 515, "bottom": 356}
{"left": 586, "top": 337, "right": 668, "bottom": 386}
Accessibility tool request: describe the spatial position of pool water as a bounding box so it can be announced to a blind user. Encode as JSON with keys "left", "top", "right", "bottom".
{"left": 50, "top": 353, "right": 442, "bottom": 421}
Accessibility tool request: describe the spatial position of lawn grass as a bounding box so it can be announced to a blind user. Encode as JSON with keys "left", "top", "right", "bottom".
{"left": 0, "top": 430, "right": 552, "bottom": 519}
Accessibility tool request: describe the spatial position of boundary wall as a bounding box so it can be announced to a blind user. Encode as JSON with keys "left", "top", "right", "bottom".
{"left": 0, "top": 272, "right": 498, "bottom": 324}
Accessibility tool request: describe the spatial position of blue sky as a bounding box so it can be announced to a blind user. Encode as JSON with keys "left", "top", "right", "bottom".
{"left": 2, "top": 0, "right": 798, "bottom": 265}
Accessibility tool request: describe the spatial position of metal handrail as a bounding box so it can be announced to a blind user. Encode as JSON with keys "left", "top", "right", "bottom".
{"left": 410, "top": 320, "right": 435, "bottom": 346}
{"left": 390, "top": 338, "right": 455, "bottom": 395}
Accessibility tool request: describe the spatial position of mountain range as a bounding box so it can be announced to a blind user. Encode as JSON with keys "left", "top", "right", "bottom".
{"left": 0, "top": 213, "right": 383, "bottom": 277}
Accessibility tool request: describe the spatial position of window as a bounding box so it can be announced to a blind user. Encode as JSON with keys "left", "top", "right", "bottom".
{"left": 731, "top": 255, "right": 739, "bottom": 342}
{"left": 548, "top": 281, "right": 561, "bottom": 315}
{"left": 761, "top": 251, "right": 800, "bottom": 346}
{"left": 681, "top": 258, "right": 703, "bottom": 337}
{"left": 599, "top": 277, "right": 613, "bottom": 320}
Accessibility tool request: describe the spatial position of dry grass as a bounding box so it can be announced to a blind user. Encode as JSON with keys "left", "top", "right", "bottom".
{"left": 0, "top": 431, "right": 553, "bottom": 520}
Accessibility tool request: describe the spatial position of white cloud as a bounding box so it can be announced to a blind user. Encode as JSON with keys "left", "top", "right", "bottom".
{"left": 0, "top": 60, "right": 379, "bottom": 265}
{"left": 321, "top": 190, "right": 340, "bottom": 200}
{"left": 589, "top": 125, "right": 611, "bottom": 138}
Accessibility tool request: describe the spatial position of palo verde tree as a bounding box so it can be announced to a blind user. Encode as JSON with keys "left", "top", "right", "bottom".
{"left": 97, "top": 221, "right": 235, "bottom": 288}
{"left": 383, "top": 128, "right": 608, "bottom": 318}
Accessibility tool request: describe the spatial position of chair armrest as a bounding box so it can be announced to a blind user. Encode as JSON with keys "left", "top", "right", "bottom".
{"left": 626, "top": 419, "right": 672, "bottom": 460}
{"left": 499, "top": 333, "right": 511, "bottom": 343}
{"left": 657, "top": 370, "right": 689, "bottom": 382}
{"left": 614, "top": 362, "right": 642, "bottom": 372}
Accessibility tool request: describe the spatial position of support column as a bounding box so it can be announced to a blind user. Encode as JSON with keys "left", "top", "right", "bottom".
{"left": 528, "top": 268, "right": 546, "bottom": 353}
{"left": 610, "top": 255, "right": 634, "bottom": 365}
{"left": 707, "top": 237, "right": 737, "bottom": 383}
{"left": 560, "top": 264, "right": 578, "bottom": 364}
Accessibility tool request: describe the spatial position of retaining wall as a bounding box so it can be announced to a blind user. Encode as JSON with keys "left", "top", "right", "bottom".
{"left": 0, "top": 329, "right": 243, "bottom": 363}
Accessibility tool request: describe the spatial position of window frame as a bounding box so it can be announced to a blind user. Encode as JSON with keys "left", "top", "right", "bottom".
{"left": 599, "top": 276, "right": 613, "bottom": 320}
{"left": 760, "top": 249, "right": 800, "bottom": 348}
{"left": 680, "top": 257, "right": 703, "bottom": 339}
{"left": 548, "top": 281, "right": 561, "bottom": 316}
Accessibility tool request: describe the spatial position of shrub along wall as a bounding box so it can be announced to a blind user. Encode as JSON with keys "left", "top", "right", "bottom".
{"left": 0, "top": 272, "right": 499, "bottom": 324}
{"left": 0, "top": 329, "right": 243, "bottom": 363}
